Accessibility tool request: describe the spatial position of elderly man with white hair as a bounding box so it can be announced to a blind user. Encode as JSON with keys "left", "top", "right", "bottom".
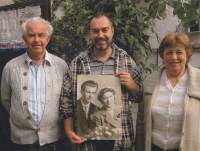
{"left": 1, "top": 17, "right": 68, "bottom": 151}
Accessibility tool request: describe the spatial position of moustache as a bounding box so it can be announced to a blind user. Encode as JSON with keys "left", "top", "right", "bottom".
{"left": 95, "top": 38, "right": 107, "bottom": 42}
{"left": 32, "top": 44, "right": 42, "bottom": 46}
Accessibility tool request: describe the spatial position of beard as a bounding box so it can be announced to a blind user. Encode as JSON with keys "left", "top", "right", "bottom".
{"left": 94, "top": 37, "right": 110, "bottom": 51}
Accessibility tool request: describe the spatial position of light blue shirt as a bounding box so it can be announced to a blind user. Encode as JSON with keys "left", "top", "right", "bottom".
{"left": 26, "top": 51, "right": 51, "bottom": 124}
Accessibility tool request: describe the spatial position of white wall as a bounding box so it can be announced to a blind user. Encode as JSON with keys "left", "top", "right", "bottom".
{"left": 144, "top": 5, "right": 200, "bottom": 69}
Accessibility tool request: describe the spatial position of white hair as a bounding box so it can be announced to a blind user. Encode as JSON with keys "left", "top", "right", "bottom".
{"left": 21, "top": 17, "right": 53, "bottom": 37}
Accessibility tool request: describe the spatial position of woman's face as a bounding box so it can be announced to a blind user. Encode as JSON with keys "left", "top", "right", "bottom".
{"left": 163, "top": 43, "right": 188, "bottom": 76}
{"left": 102, "top": 91, "right": 115, "bottom": 109}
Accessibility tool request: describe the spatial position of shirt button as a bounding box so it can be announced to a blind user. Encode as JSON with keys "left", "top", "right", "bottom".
{"left": 23, "top": 101, "right": 27, "bottom": 105}
{"left": 27, "top": 116, "right": 31, "bottom": 120}
{"left": 37, "top": 128, "right": 40, "bottom": 132}
{"left": 23, "top": 72, "right": 27, "bottom": 76}
{"left": 25, "top": 60, "right": 28, "bottom": 64}
{"left": 23, "top": 86, "right": 27, "bottom": 90}
{"left": 182, "top": 132, "right": 184, "bottom": 136}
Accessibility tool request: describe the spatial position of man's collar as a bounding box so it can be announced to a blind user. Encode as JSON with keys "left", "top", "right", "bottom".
{"left": 89, "top": 44, "right": 115, "bottom": 62}
{"left": 25, "top": 50, "right": 51, "bottom": 65}
{"left": 80, "top": 99, "right": 90, "bottom": 107}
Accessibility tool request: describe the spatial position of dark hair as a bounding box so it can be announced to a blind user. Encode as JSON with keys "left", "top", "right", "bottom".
{"left": 159, "top": 33, "right": 193, "bottom": 63}
{"left": 98, "top": 87, "right": 115, "bottom": 103}
{"left": 81, "top": 80, "right": 98, "bottom": 91}
{"left": 87, "top": 14, "right": 113, "bottom": 31}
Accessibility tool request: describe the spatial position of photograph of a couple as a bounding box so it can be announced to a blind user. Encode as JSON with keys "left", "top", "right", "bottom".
{"left": 76, "top": 75, "right": 122, "bottom": 140}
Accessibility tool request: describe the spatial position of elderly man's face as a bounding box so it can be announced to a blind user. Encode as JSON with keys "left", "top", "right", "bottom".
{"left": 23, "top": 21, "right": 50, "bottom": 59}
{"left": 102, "top": 91, "right": 115, "bottom": 109}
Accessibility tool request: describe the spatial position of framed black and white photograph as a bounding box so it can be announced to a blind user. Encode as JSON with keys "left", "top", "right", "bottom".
{"left": 77, "top": 75, "right": 122, "bottom": 140}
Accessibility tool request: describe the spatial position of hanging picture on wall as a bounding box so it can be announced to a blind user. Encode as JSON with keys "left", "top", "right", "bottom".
{"left": 76, "top": 75, "right": 122, "bottom": 140}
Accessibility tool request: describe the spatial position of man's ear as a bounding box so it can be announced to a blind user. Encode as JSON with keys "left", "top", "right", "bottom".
{"left": 111, "top": 27, "right": 114, "bottom": 35}
{"left": 47, "top": 36, "right": 51, "bottom": 43}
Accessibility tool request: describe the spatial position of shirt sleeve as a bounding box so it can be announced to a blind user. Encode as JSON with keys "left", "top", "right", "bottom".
{"left": 60, "top": 68, "right": 74, "bottom": 120}
{"left": 129, "top": 59, "right": 143, "bottom": 103}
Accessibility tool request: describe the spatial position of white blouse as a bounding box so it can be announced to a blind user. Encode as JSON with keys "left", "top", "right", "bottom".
{"left": 151, "top": 69, "right": 188, "bottom": 150}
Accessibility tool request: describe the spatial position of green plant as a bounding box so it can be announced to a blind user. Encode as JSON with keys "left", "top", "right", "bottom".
{"left": 51, "top": 0, "right": 158, "bottom": 70}
{"left": 51, "top": 0, "right": 200, "bottom": 73}
{"left": 14, "top": 0, "right": 200, "bottom": 74}
{"left": 147, "top": 0, "right": 200, "bottom": 28}
{"left": 171, "top": 0, "right": 200, "bottom": 28}
{"left": 51, "top": 10, "right": 89, "bottom": 62}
